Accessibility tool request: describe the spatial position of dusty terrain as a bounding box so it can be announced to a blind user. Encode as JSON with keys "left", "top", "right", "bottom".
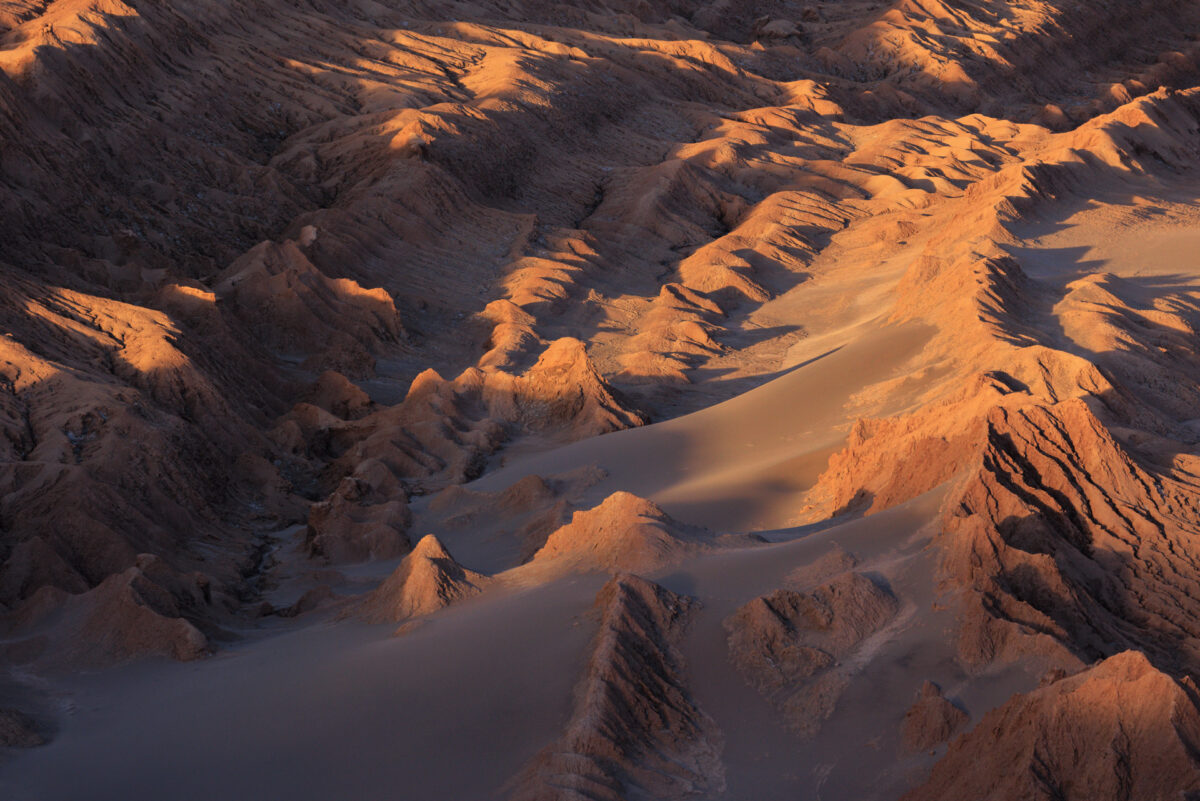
{"left": 4, "top": 0, "right": 1200, "bottom": 798}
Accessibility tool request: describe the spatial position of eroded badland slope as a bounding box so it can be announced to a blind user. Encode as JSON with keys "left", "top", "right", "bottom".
{"left": 5, "top": 0, "right": 1200, "bottom": 798}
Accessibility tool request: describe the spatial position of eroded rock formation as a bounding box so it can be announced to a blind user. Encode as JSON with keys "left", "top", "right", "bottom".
{"left": 356, "top": 535, "right": 489, "bottom": 624}
{"left": 5, "top": 0, "right": 1200, "bottom": 796}
{"left": 900, "top": 681, "right": 969, "bottom": 753}
{"left": 509, "top": 573, "right": 723, "bottom": 801}
{"left": 518, "top": 492, "right": 704, "bottom": 582}
{"left": 904, "top": 652, "right": 1200, "bottom": 801}
{"left": 725, "top": 571, "right": 898, "bottom": 735}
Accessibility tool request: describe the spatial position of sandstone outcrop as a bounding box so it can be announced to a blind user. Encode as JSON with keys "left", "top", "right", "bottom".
{"left": 900, "top": 681, "right": 969, "bottom": 752}
{"left": 509, "top": 573, "right": 723, "bottom": 800}
{"left": 5, "top": 0, "right": 1200, "bottom": 795}
{"left": 305, "top": 458, "right": 411, "bottom": 563}
{"left": 904, "top": 652, "right": 1200, "bottom": 801}
{"left": 521, "top": 492, "right": 702, "bottom": 581}
{"left": 357, "top": 535, "right": 490, "bottom": 625}
{"left": 725, "top": 571, "right": 898, "bottom": 735}
{"left": 4, "top": 555, "right": 212, "bottom": 669}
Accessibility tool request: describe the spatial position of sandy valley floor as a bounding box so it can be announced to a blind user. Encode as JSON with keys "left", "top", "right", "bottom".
{"left": 5, "top": 1, "right": 1200, "bottom": 799}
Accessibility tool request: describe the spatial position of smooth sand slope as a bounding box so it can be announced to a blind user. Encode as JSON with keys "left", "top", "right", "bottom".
{"left": 1, "top": 489, "right": 959, "bottom": 801}
{"left": 0, "top": 581, "right": 597, "bottom": 801}
{"left": 471, "top": 320, "right": 932, "bottom": 536}
{"left": 7, "top": 1, "right": 1200, "bottom": 799}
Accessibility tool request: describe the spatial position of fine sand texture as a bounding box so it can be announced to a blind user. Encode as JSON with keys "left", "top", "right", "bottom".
{"left": 7, "top": 0, "right": 1200, "bottom": 799}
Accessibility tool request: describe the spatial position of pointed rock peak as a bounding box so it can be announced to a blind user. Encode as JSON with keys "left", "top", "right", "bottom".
{"left": 593, "top": 571, "right": 666, "bottom": 610}
{"left": 533, "top": 336, "right": 588, "bottom": 368}
{"left": 497, "top": 475, "right": 555, "bottom": 510}
{"left": 904, "top": 649, "right": 1200, "bottom": 801}
{"left": 901, "top": 680, "right": 968, "bottom": 752}
{"left": 525, "top": 337, "right": 614, "bottom": 389}
{"left": 404, "top": 368, "right": 447, "bottom": 402}
{"left": 510, "top": 570, "right": 719, "bottom": 800}
{"left": 588, "top": 572, "right": 699, "bottom": 650}
{"left": 522, "top": 491, "right": 696, "bottom": 579}
{"left": 585, "top": 490, "right": 669, "bottom": 522}
{"left": 480, "top": 298, "right": 535, "bottom": 326}
{"left": 411, "top": 533, "right": 452, "bottom": 561}
{"left": 303, "top": 370, "right": 372, "bottom": 419}
{"left": 1090, "top": 649, "right": 1155, "bottom": 681}
{"left": 358, "top": 535, "right": 490, "bottom": 625}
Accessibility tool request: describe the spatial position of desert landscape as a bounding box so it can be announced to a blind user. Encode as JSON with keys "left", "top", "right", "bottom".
{"left": 3, "top": 0, "right": 1200, "bottom": 798}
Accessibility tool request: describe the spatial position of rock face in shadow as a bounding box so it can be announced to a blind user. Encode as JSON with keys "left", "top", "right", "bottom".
{"left": 0, "top": 709, "right": 45, "bottom": 748}
{"left": 0, "top": 274, "right": 268, "bottom": 663}
{"left": 509, "top": 573, "right": 723, "bottom": 801}
{"left": 287, "top": 340, "right": 647, "bottom": 566}
{"left": 724, "top": 571, "right": 898, "bottom": 736}
{"left": 3, "top": 0, "right": 1200, "bottom": 794}
{"left": 214, "top": 236, "right": 404, "bottom": 378}
{"left": 3, "top": 554, "right": 212, "bottom": 669}
{"left": 305, "top": 458, "right": 411, "bottom": 563}
{"left": 927, "top": 398, "right": 1200, "bottom": 679}
{"left": 904, "top": 652, "right": 1200, "bottom": 801}
{"left": 300, "top": 371, "right": 374, "bottom": 421}
{"left": 900, "top": 681, "right": 968, "bottom": 752}
{"left": 356, "top": 535, "right": 489, "bottom": 625}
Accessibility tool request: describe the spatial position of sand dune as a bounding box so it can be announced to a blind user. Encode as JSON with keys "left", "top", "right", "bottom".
{"left": 4, "top": 0, "right": 1200, "bottom": 798}
{"left": 471, "top": 321, "right": 934, "bottom": 533}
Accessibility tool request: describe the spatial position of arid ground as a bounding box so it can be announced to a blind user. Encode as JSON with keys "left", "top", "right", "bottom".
{"left": 4, "top": 1, "right": 1200, "bottom": 799}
